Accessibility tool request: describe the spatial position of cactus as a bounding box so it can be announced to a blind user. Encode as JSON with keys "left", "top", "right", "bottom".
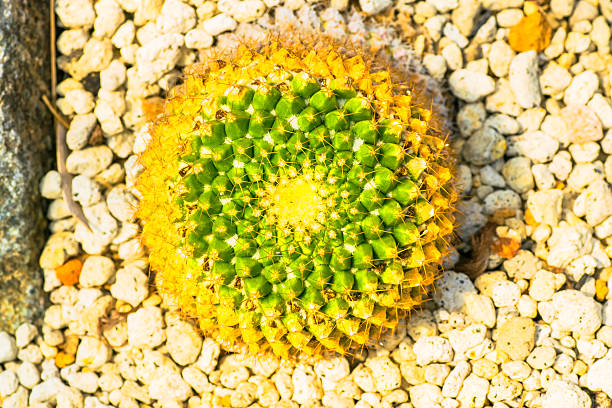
{"left": 137, "top": 38, "right": 456, "bottom": 358}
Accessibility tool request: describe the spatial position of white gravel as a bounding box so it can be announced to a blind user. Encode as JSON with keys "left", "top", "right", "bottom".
{"left": 2, "top": 0, "right": 611, "bottom": 407}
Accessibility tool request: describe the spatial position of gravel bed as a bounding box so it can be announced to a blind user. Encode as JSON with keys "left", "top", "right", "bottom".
{"left": 1, "top": 0, "right": 612, "bottom": 407}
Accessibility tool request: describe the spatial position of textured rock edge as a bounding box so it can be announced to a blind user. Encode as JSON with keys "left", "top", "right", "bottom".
{"left": 0, "top": 0, "right": 52, "bottom": 332}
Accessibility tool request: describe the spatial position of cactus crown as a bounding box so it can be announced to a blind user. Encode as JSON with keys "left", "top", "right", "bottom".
{"left": 137, "top": 39, "right": 455, "bottom": 358}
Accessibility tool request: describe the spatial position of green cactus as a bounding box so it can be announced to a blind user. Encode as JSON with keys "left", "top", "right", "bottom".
{"left": 137, "top": 39, "right": 456, "bottom": 359}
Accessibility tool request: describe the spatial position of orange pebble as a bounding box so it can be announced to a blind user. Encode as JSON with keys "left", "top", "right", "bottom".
{"left": 55, "top": 352, "right": 75, "bottom": 368}
{"left": 596, "top": 279, "right": 609, "bottom": 302}
{"left": 55, "top": 258, "right": 82, "bottom": 286}
{"left": 508, "top": 11, "right": 552, "bottom": 52}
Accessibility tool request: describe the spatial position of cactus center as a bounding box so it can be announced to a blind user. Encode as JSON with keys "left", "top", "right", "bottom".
{"left": 266, "top": 175, "right": 325, "bottom": 231}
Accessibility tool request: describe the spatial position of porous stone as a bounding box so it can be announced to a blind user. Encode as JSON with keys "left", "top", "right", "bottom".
{"left": 127, "top": 306, "right": 165, "bottom": 348}
{"left": 56, "top": 0, "right": 96, "bottom": 28}
{"left": 542, "top": 380, "right": 592, "bottom": 408}
{"left": 135, "top": 33, "right": 184, "bottom": 84}
{"left": 483, "top": 190, "right": 522, "bottom": 214}
{"left": 110, "top": 266, "right": 148, "bottom": 307}
{"left": 413, "top": 336, "right": 454, "bottom": 365}
{"left": 549, "top": 290, "right": 602, "bottom": 336}
{"left": 526, "top": 189, "right": 563, "bottom": 226}
{"left": 588, "top": 94, "right": 612, "bottom": 129}
{"left": 156, "top": 0, "right": 196, "bottom": 33}
{"left": 410, "top": 383, "right": 443, "bottom": 408}
{"left": 433, "top": 271, "right": 477, "bottom": 312}
{"left": 547, "top": 223, "right": 593, "bottom": 268}
{"left": 457, "top": 374, "right": 489, "bottom": 408}
{"left": 166, "top": 321, "right": 202, "bottom": 366}
{"left": 364, "top": 356, "right": 402, "bottom": 393}
{"left": 497, "top": 317, "right": 536, "bottom": 360}
{"left": 540, "top": 62, "right": 572, "bottom": 98}
{"left": 292, "top": 364, "right": 323, "bottom": 405}
{"left": 93, "top": 0, "right": 125, "bottom": 38}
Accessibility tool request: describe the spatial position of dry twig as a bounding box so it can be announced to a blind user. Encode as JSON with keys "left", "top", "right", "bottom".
{"left": 45, "top": 0, "right": 92, "bottom": 232}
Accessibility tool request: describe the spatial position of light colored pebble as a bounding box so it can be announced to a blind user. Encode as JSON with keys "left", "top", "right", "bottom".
{"left": 488, "top": 40, "right": 514, "bottom": 78}
{"left": 531, "top": 164, "right": 556, "bottom": 190}
{"left": 527, "top": 346, "right": 557, "bottom": 369}
{"left": 359, "top": 0, "right": 393, "bottom": 14}
{"left": 448, "top": 324, "right": 487, "bottom": 358}
{"left": 509, "top": 51, "right": 541, "bottom": 108}
{"left": 515, "top": 131, "right": 559, "bottom": 163}
{"left": 148, "top": 369, "right": 192, "bottom": 402}
{"left": 0, "top": 370, "right": 19, "bottom": 397}
{"left": 410, "top": 383, "right": 443, "bottom": 408}
{"left": 93, "top": 0, "right": 125, "bottom": 38}
{"left": 16, "top": 362, "right": 41, "bottom": 389}
{"left": 457, "top": 374, "right": 489, "bottom": 408}
{"left": 497, "top": 317, "right": 536, "bottom": 360}
{"left": 202, "top": 13, "right": 237, "bottom": 36}
{"left": 449, "top": 69, "right": 496, "bottom": 102}
{"left": 480, "top": 165, "right": 505, "bottom": 187}
{"left": 56, "top": 0, "right": 96, "bottom": 28}
{"left": 76, "top": 336, "right": 111, "bottom": 369}
{"left": 195, "top": 338, "right": 221, "bottom": 375}
{"left": 550, "top": 290, "right": 602, "bottom": 336}
{"left": 547, "top": 224, "right": 593, "bottom": 268}
{"left": 563, "top": 70, "right": 599, "bottom": 106}
{"left": 157, "top": 0, "right": 196, "bottom": 34}
{"left": 66, "top": 146, "right": 113, "bottom": 177}
{"left": 543, "top": 379, "right": 592, "bottom": 408}
{"left": 112, "top": 20, "right": 135, "bottom": 48}
{"left": 40, "top": 170, "right": 63, "bottom": 200}
{"left": 425, "top": 364, "right": 451, "bottom": 386}
{"left": 433, "top": 271, "right": 476, "bottom": 312}
{"left": 110, "top": 266, "right": 149, "bottom": 307}
{"left": 135, "top": 33, "right": 184, "bottom": 84}
{"left": 588, "top": 94, "right": 612, "bottom": 129}
{"left": 127, "top": 306, "right": 165, "bottom": 348}
{"left": 15, "top": 323, "right": 38, "bottom": 348}
{"left": 0, "top": 332, "right": 18, "bottom": 363}
{"left": 72, "top": 175, "right": 102, "bottom": 207}
{"left": 166, "top": 321, "right": 202, "bottom": 366}
{"left": 74, "top": 202, "right": 119, "bottom": 254}
{"left": 492, "top": 281, "right": 521, "bottom": 307}
{"left": 413, "top": 336, "right": 454, "bottom": 365}
{"left": 292, "top": 364, "right": 323, "bottom": 405}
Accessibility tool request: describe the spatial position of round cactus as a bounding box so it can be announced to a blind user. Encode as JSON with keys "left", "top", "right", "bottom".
{"left": 137, "top": 38, "right": 456, "bottom": 358}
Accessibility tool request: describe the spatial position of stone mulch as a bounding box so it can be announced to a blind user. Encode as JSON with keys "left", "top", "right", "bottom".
{"left": 1, "top": 0, "right": 612, "bottom": 407}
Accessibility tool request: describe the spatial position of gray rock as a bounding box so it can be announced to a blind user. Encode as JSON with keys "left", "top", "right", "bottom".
{"left": 483, "top": 190, "right": 522, "bottom": 214}
{"left": 0, "top": 0, "right": 52, "bottom": 332}
{"left": 462, "top": 126, "right": 507, "bottom": 165}
{"left": 502, "top": 157, "right": 534, "bottom": 193}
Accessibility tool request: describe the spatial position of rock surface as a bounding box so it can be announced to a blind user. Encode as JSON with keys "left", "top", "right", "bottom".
{"left": 0, "top": 0, "right": 52, "bottom": 332}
